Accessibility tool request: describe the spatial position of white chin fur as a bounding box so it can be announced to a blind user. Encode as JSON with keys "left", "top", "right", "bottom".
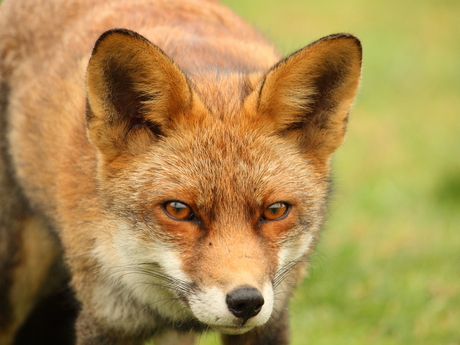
{"left": 188, "top": 283, "right": 274, "bottom": 333}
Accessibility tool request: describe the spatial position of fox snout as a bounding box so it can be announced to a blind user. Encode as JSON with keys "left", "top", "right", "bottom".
{"left": 226, "top": 286, "right": 265, "bottom": 323}
{"left": 173, "top": 232, "right": 275, "bottom": 333}
{"left": 187, "top": 282, "right": 274, "bottom": 334}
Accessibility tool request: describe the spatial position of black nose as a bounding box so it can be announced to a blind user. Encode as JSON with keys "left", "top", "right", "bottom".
{"left": 226, "top": 286, "right": 264, "bottom": 322}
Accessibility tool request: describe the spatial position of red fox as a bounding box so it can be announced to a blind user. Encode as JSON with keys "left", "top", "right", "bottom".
{"left": 0, "top": 0, "right": 362, "bottom": 344}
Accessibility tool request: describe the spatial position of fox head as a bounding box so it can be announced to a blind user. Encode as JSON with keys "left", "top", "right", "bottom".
{"left": 85, "top": 29, "right": 361, "bottom": 334}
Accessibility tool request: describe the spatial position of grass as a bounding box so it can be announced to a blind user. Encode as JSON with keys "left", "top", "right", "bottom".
{"left": 196, "top": 0, "right": 460, "bottom": 344}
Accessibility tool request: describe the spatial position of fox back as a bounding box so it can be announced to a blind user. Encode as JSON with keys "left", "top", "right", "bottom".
{"left": 0, "top": 0, "right": 361, "bottom": 344}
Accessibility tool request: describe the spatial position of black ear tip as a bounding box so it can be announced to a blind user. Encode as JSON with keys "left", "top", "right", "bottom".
{"left": 319, "top": 32, "right": 360, "bottom": 43}
{"left": 322, "top": 33, "right": 362, "bottom": 56}
{"left": 339, "top": 33, "right": 362, "bottom": 54}
{"left": 91, "top": 28, "right": 149, "bottom": 55}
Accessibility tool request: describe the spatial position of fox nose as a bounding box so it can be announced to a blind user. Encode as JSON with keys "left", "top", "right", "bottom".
{"left": 226, "top": 286, "right": 264, "bottom": 322}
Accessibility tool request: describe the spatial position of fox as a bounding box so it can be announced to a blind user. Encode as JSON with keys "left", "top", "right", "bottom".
{"left": 0, "top": 0, "right": 362, "bottom": 344}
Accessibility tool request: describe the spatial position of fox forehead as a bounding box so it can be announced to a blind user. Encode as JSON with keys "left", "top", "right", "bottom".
{"left": 126, "top": 125, "right": 322, "bottom": 206}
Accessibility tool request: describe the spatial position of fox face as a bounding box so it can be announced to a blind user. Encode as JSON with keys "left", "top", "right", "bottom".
{"left": 83, "top": 29, "right": 361, "bottom": 334}
{"left": 93, "top": 115, "right": 325, "bottom": 333}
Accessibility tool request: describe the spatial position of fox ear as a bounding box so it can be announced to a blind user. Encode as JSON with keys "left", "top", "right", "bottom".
{"left": 86, "top": 29, "right": 192, "bottom": 159}
{"left": 257, "top": 34, "right": 362, "bottom": 165}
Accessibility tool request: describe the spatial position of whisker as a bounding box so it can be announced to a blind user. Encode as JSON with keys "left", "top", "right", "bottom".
{"left": 105, "top": 263, "right": 194, "bottom": 295}
{"left": 273, "top": 257, "right": 311, "bottom": 288}
{"left": 99, "top": 263, "right": 197, "bottom": 319}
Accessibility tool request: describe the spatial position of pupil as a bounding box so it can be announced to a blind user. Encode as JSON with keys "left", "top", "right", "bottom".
{"left": 270, "top": 203, "right": 283, "bottom": 213}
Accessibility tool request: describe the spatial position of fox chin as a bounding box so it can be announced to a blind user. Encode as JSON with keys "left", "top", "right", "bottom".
{"left": 0, "top": 0, "right": 362, "bottom": 344}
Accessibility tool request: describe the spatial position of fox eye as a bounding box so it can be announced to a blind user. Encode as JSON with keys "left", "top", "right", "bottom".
{"left": 262, "top": 202, "right": 290, "bottom": 221}
{"left": 163, "top": 201, "right": 194, "bottom": 221}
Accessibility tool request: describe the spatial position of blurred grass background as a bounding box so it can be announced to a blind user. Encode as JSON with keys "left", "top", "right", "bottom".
{"left": 197, "top": 0, "right": 460, "bottom": 344}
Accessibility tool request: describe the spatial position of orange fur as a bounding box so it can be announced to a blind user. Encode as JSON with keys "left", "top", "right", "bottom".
{"left": 0, "top": 0, "right": 361, "bottom": 344}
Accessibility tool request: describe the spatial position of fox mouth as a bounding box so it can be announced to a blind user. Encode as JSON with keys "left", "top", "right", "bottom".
{"left": 210, "top": 324, "right": 255, "bottom": 335}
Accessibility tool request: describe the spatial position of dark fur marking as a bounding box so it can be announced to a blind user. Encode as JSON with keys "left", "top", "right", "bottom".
{"left": 281, "top": 59, "right": 350, "bottom": 136}
{"left": 0, "top": 81, "right": 22, "bottom": 331}
{"left": 102, "top": 58, "right": 165, "bottom": 138}
{"left": 240, "top": 75, "right": 254, "bottom": 102}
{"left": 13, "top": 280, "right": 79, "bottom": 345}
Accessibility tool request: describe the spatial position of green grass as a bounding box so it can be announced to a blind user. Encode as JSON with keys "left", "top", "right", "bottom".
{"left": 196, "top": 0, "right": 460, "bottom": 344}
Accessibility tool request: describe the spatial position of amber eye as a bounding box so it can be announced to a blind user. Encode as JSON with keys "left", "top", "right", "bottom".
{"left": 262, "top": 202, "right": 290, "bottom": 221}
{"left": 163, "top": 201, "right": 194, "bottom": 221}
